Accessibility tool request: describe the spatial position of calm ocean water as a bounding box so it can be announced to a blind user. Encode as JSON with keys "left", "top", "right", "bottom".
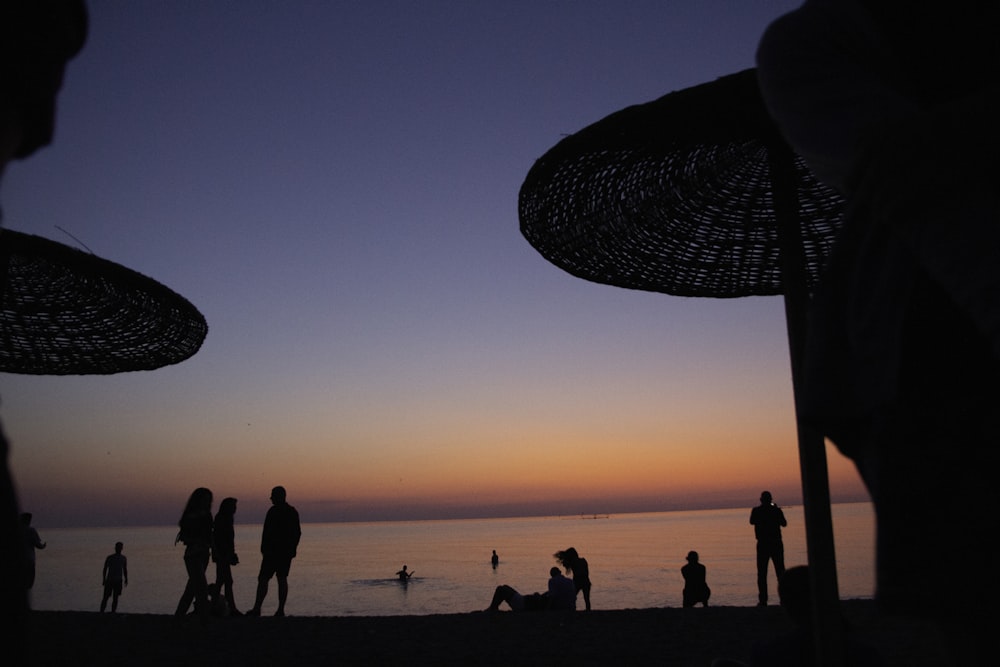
{"left": 28, "top": 503, "right": 874, "bottom": 617}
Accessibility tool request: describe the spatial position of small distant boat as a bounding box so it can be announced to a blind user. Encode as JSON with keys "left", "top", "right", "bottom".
{"left": 580, "top": 514, "right": 610, "bottom": 520}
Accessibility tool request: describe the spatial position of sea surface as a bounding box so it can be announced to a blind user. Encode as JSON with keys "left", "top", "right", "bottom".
{"left": 28, "top": 502, "right": 874, "bottom": 617}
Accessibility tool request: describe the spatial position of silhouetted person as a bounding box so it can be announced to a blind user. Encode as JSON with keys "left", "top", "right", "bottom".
{"left": 491, "top": 550, "right": 499, "bottom": 569}
{"left": 212, "top": 497, "right": 241, "bottom": 615}
{"left": 101, "top": 542, "right": 127, "bottom": 613}
{"left": 20, "top": 512, "right": 46, "bottom": 589}
{"left": 554, "top": 547, "right": 591, "bottom": 610}
{"left": 750, "top": 491, "right": 786, "bottom": 606}
{"left": 486, "top": 584, "right": 526, "bottom": 612}
{"left": 486, "top": 566, "right": 576, "bottom": 612}
{"left": 757, "top": 2, "right": 999, "bottom": 662}
{"left": 174, "top": 487, "right": 214, "bottom": 617}
{"left": 681, "top": 550, "right": 710, "bottom": 608}
{"left": 0, "top": 4, "right": 87, "bottom": 659}
{"left": 545, "top": 566, "right": 576, "bottom": 610}
{"left": 396, "top": 565, "right": 413, "bottom": 582}
{"left": 246, "top": 486, "right": 301, "bottom": 617}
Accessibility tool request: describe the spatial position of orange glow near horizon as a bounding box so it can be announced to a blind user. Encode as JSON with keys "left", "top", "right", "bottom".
{"left": 14, "top": 403, "right": 868, "bottom": 527}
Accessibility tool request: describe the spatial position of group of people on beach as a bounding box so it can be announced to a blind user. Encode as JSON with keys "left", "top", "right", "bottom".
{"left": 486, "top": 546, "right": 592, "bottom": 612}
{"left": 174, "top": 485, "right": 301, "bottom": 618}
{"left": 34, "top": 487, "right": 786, "bottom": 617}
{"left": 484, "top": 492, "right": 788, "bottom": 614}
{"left": 113, "top": 488, "right": 786, "bottom": 617}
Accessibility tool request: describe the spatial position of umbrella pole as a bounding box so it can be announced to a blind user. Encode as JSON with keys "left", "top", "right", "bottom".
{"left": 769, "top": 142, "right": 846, "bottom": 667}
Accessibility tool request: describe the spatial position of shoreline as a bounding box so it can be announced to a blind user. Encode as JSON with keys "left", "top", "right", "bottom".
{"left": 26, "top": 600, "right": 951, "bottom": 666}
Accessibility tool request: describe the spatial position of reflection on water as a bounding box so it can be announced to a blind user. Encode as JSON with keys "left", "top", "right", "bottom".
{"left": 29, "top": 503, "right": 874, "bottom": 616}
{"left": 352, "top": 578, "right": 422, "bottom": 587}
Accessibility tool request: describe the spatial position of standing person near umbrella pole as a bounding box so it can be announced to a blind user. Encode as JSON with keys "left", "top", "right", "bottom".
{"left": 750, "top": 491, "right": 786, "bottom": 607}
{"left": 757, "top": 1, "right": 1000, "bottom": 663}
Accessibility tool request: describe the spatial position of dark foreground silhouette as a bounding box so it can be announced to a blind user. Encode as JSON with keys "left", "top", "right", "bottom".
{"left": 26, "top": 601, "right": 955, "bottom": 666}
{"left": 714, "top": 567, "right": 885, "bottom": 667}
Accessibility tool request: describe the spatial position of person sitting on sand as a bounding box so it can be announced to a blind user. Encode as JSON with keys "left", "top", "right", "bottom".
{"left": 546, "top": 567, "right": 576, "bottom": 610}
{"left": 486, "top": 567, "right": 576, "bottom": 612}
{"left": 681, "top": 551, "right": 710, "bottom": 608}
{"left": 396, "top": 565, "right": 413, "bottom": 582}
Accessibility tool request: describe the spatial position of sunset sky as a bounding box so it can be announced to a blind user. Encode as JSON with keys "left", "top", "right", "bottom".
{"left": 2, "top": 1, "right": 868, "bottom": 528}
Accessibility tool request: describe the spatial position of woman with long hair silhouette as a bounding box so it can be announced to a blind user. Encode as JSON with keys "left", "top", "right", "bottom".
{"left": 174, "top": 487, "right": 214, "bottom": 617}
{"left": 554, "top": 547, "right": 591, "bottom": 610}
{"left": 212, "top": 497, "right": 241, "bottom": 615}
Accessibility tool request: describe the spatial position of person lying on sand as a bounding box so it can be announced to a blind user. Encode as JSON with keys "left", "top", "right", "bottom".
{"left": 486, "top": 567, "right": 575, "bottom": 612}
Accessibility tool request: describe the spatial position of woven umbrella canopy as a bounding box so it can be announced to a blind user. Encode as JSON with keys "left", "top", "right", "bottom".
{"left": 520, "top": 68, "right": 843, "bottom": 297}
{"left": 0, "top": 229, "right": 208, "bottom": 375}
{"left": 519, "top": 68, "right": 847, "bottom": 664}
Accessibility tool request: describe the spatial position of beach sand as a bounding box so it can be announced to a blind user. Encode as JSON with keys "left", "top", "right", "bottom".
{"left": 26, "top": 600, "right": 952, "bottom": 666}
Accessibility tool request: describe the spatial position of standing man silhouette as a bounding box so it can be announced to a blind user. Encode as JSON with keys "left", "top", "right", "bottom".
{"left": 101, "top": 542, "right": 127, "bottom": 613}
{"left": 750, "top": 491, "right": 787, "bottom": 606}
{"left": 246, "top": 486, "right": 301, "bottom": 617}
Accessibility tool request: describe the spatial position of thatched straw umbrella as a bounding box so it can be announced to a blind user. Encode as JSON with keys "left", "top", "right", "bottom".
{"left": 0, "top": 229, "right": 208, "bottom": 375}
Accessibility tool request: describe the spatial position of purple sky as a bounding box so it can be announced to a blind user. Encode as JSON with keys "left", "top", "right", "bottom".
{"left": 1, "top": 1, "right": 867, "bottom": 528}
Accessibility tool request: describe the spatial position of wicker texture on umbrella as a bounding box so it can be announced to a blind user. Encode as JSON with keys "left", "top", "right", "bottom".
{"left": 518, "top": 69, "right": 844, "bottom": 298}
{"left": 0, "top": 229, "right": 208, "bottom": 375}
